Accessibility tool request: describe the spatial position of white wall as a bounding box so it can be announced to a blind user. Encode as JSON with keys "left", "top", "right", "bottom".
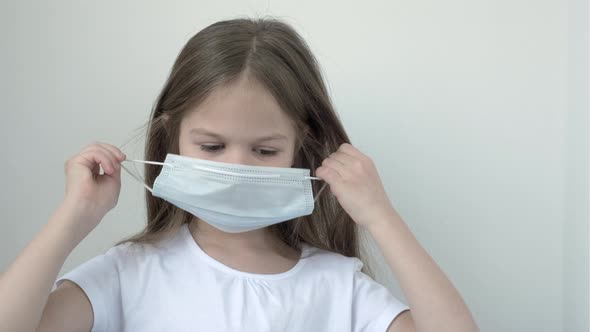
{"left": 564, "top": 0, "right": 589, "bottom": 331}
{"left": 1, "top": 1, "right": 587, "bottom": 331}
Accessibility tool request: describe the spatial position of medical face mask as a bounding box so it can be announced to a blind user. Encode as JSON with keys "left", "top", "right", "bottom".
{"left": 121, "top": 153, "right": 327, "bottom": 233}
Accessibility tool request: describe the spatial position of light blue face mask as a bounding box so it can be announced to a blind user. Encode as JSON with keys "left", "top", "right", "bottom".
{"left": 121, "top": 153, "right": 327, "bottom": 233}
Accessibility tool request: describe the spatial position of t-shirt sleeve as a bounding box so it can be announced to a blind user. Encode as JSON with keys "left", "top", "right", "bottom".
{"left": 53, "top": 246, "right": 125, "bottom": 332}
{"left": 351, "top": 259, "right": 410, "bottom": 332}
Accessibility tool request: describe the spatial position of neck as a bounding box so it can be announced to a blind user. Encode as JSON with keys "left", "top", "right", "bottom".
{"left": 189, "top": 217, "right": 282, "bottom": 251}
{"left": 187, "top": 217, "right": 302, "bottom": 274}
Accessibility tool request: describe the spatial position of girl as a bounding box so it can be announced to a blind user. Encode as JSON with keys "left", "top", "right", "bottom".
{"left": 0, "top": 18, "right": 477, "bottom": 331}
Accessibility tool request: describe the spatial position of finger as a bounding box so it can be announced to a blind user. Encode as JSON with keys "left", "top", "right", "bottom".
{"left": 81, "top": 141, "right": 105, "bottom": 153}
{"left": 319, "top": 158, "right": 344, "bottom": 178}
{"left": 81, "top": 149, "right": 117, "bottom": 175}
{"left": 329, "top": 151, "right": 356, "bottom": 166}
{"left": 322, "top": 158, "right": 346, "bottom": 177}
{"left": 338, "top": 143, "right": 364, "bottom": 159}
{"left": 91, "top": 146, "right": 121, "bottom": 171}
{"left": 315, "top": 165, "right": 341, "bottom": 185}
{"left": 98, "top": 143, "right": 126, "bottom": 161}
{"left": 81, "top": 142, "right": 122, "bottom": 161}
{"left": 83, "top": 143, "right": 124, "bottom": 173}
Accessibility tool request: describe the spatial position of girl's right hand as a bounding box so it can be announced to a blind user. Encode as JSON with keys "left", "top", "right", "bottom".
{"left": 63, "top": 142, "right": 126, "bottom": 225}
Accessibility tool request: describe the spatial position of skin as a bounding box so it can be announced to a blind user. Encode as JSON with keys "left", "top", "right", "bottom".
{"left": 316, "top": 144, "right": 479, "bottom": 331}
{"left": 179, "top": 71, "right": 303, "bottom": 274}
{"left": 0, "top": 71, "right": 477, "bottom": 331}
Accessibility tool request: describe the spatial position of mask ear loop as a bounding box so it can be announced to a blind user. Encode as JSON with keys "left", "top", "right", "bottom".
{"left": 313, "top": 181, "right": 328, "bottom": 203}
{"left": 120, "top": 163, "right": 154, "bottom": 193}
{"left": 120, "top": 159, "right": 172, "bottom": 193}
{"left": 310, "top": 161, "right": 327, "bottom": 203}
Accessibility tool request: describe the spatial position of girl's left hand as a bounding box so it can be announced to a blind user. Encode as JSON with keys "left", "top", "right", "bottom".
{"left": 315, "top": 143, "right": 397, "bottom": 228}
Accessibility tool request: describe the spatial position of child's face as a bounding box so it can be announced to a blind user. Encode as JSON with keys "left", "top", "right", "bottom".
{"left": 178, "top": 74, "right": 297, "bottom": 168}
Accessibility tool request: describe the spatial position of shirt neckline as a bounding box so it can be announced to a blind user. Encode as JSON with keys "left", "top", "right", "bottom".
{"left": 180, "top": 223, "right": 309, "bottom": 280}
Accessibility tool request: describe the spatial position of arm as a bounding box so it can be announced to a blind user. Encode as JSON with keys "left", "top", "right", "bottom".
{"left": 0, "top": 142, "right": 125, "bottom": 332}
{"left": 371, "top": 209, "right": 478, "bottom": 332}
{"left": 37, "top": 281, "right": 94, "bottom": 332}
{"left": 316, "top": 143, "right": 478, "bottom": 332}
{"left": 0, "top": 200, "right": 94, "bottom": 332}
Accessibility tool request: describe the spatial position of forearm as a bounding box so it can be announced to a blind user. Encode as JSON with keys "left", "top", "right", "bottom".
{"left": 0, "top": 201, "right": 87, "bottom": 332}
{"left": 367, "top": 208, "right": 478, "bottom": 332}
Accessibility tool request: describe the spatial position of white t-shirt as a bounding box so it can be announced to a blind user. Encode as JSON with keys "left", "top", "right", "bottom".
{"left": 54, "top": 223, "right": 409, "bottom": 332}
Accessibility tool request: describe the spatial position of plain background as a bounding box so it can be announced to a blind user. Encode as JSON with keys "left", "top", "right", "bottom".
{"left": 1, "top": 1, "right": 588, "bottom": 331}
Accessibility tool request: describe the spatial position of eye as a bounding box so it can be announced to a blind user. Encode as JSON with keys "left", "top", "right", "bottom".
{"left": 201, "top": 144, "right": 224, "bottom": 152}
{"left": 254, "top": 148, "right": 278, "bottom": 156}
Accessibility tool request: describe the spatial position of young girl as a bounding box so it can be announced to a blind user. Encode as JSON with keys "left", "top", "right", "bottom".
{"left": 0, "top": 18, "right": 477, "bottom": 331}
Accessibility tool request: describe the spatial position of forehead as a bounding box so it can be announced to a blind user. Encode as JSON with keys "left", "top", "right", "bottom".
{"left": 181, "top": 75, "right": 296, "bottom": 138}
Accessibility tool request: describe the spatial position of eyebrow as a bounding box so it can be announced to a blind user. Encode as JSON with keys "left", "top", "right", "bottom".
{"left": 189, "top": 128, "right": 288, "bottom": 142}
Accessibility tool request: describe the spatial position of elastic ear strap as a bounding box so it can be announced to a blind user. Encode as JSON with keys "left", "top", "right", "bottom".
{"left": 314, "top": 182, "right": 329, "bottom": 203}
{"left": 120, "top": 161, "right": 154, "bottom": 193}
{"left": 125, "top": 159, "right": 170, "bottom": 166}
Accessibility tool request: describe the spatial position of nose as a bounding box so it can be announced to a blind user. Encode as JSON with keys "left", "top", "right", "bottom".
{"left": 220, "top": 147, "right": 251, "bottom": 166}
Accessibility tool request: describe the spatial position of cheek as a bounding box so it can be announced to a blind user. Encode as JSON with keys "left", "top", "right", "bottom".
{"left": 275, "top": 152, "right": 295, "bottom": 168}
{"left": 286, "top": 145, "right": 298, "bottom": 167}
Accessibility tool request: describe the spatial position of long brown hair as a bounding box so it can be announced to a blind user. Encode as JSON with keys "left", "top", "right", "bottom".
{"left": 119, "top": 17, "right": 372, "bottom": 275}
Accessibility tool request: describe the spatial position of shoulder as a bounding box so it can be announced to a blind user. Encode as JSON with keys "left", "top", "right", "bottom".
{"left": 301, "top": 244, "right": 364, "bottom": 276}
{"left": 294, "top": 245, "right": 377, "bottom": 306}
{"left": 103, "top": 229, "right": 187, "bottom": 272}
{"left": 65, "top": 227, "right": 188, "bottom": 281}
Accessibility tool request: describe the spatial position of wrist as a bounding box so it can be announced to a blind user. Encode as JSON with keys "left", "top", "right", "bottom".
{"left": 54, "top": 198, "right": 103, "bottom": 243}
{"left": 61, "top": 196, "right": 103, "bottom": 221}
{"left": 366, "top": 206, "right": 404, "bottom": 235}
